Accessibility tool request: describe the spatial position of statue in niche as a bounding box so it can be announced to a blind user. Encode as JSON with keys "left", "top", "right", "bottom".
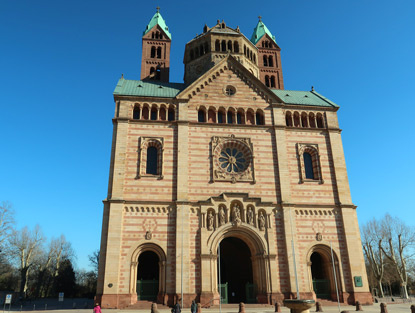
{"left": 258, "top": 212, "right": 265, "bottom": 231}
{"left": 247, "top": 207, "right": 254, "bottom": 226}
{"left": 145, "top": 230, "right": 152, "bottom": 240}
{"left": 219, "top": 207, "right": 225, "bottom": 226}
{"left": 207, "top": 211, "right": 214, "bottom": 230}
{"left": 233, "top": 204, "right": 241, "bottom": 226}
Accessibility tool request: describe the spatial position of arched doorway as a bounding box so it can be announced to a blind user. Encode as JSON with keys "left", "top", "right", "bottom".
{"left": 310, "top": 252, "right": 331, "bottom": 299}
{"left": 137, "top": 251, "right": 159, "bottom": 300}
{"left": 217, "top": 237, "right": 255, "bottom": 303}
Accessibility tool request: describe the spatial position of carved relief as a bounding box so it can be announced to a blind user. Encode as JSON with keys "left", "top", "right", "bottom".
{"left": 211, "top": 135, "right": 255, "bottom": 183}
{"left": 207, "top": 211, "right": 214, "bottom": 231}
{"left": 145, "top": 231, "right": 152, "bottom": 240}
{"left": 258, "top": 211, "right": 266, "bottom": 231}
{"left": 218, "top": 207, "right": 225, "bottom": 226}
{"left": 247, "top": 207, "right": 254, "bottom": 226}
{"left": 232, "top": 204, "right": 242, "bottom": 227}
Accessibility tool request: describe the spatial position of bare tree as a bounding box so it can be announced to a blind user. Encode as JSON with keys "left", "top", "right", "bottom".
{"left": 379, "top": 214, "right": 415, "bottom": 299}
{"left": 88, "top": 249, "right": 100, "bottom": 274}
{"left": 362, "top": 218, "right": 385, "bottom": 297}
{"left": 8, "top": 225, "right": 45, "bottom": 298}
{"left": 0, "top": 201, "right": 15, "bottom": 249}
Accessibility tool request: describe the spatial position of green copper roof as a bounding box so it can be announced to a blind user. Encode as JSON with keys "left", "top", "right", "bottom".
{"left": 271, "top": 89, "right": 339, "bottom": 108}
{"left": 114, "top": 78, "right": 184, "bottom": 98}
{"left": 143, "top": 10, "right": 171, "bottom": 39}
{"left": 250, "top": 19, "right": 277, "bottom": 45}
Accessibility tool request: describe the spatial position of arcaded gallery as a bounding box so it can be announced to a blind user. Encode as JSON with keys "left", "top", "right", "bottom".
{"left": 96, "top": 9, "right": 372, "bottom": 308}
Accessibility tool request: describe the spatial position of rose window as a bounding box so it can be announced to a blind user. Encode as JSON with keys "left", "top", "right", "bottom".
{"left": 219, "top": 147, "right": 248, "bottom": 173}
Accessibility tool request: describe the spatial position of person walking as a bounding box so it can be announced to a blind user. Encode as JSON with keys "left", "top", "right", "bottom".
{"left": 93, "top": 303, "right": 102, "bottom": 313}
{"left": 191, "top": 300, "right": 197, "bottom": 313}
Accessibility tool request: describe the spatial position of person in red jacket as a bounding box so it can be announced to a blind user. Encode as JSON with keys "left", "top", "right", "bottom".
{"left": 93, "top": 303, "right": 102, "bottom": 313}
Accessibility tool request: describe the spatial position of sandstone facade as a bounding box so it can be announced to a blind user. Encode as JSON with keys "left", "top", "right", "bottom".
{"left": 96, "top": 9, "right": 372, "bottom": 308}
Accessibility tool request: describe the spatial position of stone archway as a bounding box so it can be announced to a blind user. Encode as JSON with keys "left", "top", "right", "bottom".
{"left": 307, "top": 245, "right": 342, "bottom": 301}
{"left": 204, "top": 224, "right": 270, "bottom": 304}
{"left": 130, "top": 243, "right": 167, "bottom": 304}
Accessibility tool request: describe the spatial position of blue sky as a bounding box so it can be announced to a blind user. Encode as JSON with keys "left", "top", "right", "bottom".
{"left": 1, "top": 0, "right": 414, "bottom": 270}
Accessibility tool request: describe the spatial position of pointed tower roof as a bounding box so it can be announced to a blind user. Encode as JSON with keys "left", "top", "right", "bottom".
{"left": 250, "top": 17, "right": 277, "bottom": 45}
{"left": 143, "top": 7, "right": 172, "bottom": 39}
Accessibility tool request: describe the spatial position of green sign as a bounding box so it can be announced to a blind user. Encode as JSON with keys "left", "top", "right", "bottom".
{"left": 354, "top": 276, "right": 363, "bottom": 287}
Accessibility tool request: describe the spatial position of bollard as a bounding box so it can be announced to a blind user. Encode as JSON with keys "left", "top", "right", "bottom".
{"left": 33, "top": 304, "right": 36, "bottom": 311}
{"left": 274, "top": 302, "right": 281, "bottom": 312}
{"left": 73, "top": 302, "right": 76, "bottom": 309}
{"left": 196, "top": 303, "right": 201, "bottom": 313}
{"left": 380, "top": 303, "right": 388, "bottom": 313}
{"left": 238, "top": 302, "right": 246, "bottom": 313}
{"left": 45, "top": 304, "right": 47, "bottom": 310}
{"left": 20, "top": 305, "right": 22, "bottom": 311}
{"left": 355, "top": 301, "right": 362, "bottom": 311}
{"left": 150, "top": 303, "right": 159, "bottom": 313}
{"left": 410, "top": 304, "right": 415, "bottom": 313}
{"left": 316, "top": 301, "right": 323, "bottom": 312}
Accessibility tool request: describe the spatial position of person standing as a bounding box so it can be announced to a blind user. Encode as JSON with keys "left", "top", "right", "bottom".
{"left": 93, "top": 303, "right": 102, "bottom": 313}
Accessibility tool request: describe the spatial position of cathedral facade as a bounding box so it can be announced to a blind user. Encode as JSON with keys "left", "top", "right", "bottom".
{"left": 96, "top": 9, "right": 372, "bottom": 308}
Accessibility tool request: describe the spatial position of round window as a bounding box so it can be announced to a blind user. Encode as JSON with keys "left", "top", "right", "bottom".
{"left": 219, "top": 147, "right": 248, "bottom": 173}
{"left": 224, "top": 85, "right": 236, "bottom": 96}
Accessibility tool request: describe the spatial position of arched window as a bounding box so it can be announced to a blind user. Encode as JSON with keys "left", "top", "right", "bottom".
{"left": 275, "top": 54, "right": 279, "bottom": 68}
{"left": 237, "top": 110, "right": 244, "bottom": 124}
{"left": 265, "top": 41, "right": 269, "bottom": 48}
{"left": 227, "top": 40, "right": 232, "bottom": 52}
{"left": 151, "top": 106, "right": 158, "bottom": 120}
{"left": 142, "top": 106, "right": 149, "bottom": 120}
{"left": 159, "top": 107, "right": 166, "bottom": 121}
{"left": 253, "top": 54, "right": 256, "bottom": 64}
{"left": 200, "top": 44, "right": 204, "bottom": 55}
{"left": 221, "top": 40, "right": 226, "bottom": 52}
{"left": 293, "top": 112, "right": 300, "bottom": 127}
{"left": 268, "top": 55, "right": 273, "bottom": 67}
{"left": 263, "top": 55, "right": 268, "bottom": 67}
{"left": 157, "top": 47, "right": 161, "bottom": 59}
{"left": 151, "top": 32, "right": 155, "bottom": 39}
{"left": 204, "top": 42, "right": 209, "bottom": 54}
{"left": 227, "top": 110, "right": 234, "bottom": 124}
{"left": 215, "top": 40, "right": 220, "bottom": 52}
{"left": 309, "top": 113, "right": 316, "bottom": 128}
{"left": 190, "top": 49, "right": 194, "bottom": 60}
{"left": 151, "top": 46, "right": 156, "bottom": 58}
{"left": 146, "top": 146, "right": 158, "bottom": 175}
{"left": 198, "top": 108, "right": 206, "bottom": 122}
{"left": 133, "top": 106, "right": 140, "bottom": 120}
{"left": 256, "top": 110, "right": 265, "bottom": 125}
{"left": 304, "top": 153, "right": 314, "bottom": 179}
{"left": 270, "top": 76, "right": 276, "bottom": 88}
{"left": 234, "top": 41, "right": 239, "bottom": 53}
{"left": 277, "top": 73, "right": 281, "bottom": 88}
{"left": 298, "top": 144, "right": 322, "bottom": 183}
{"left": 208, "top": 108, "right": 216, "bottom": 123}
{"left": 195, "top": 47, "right": 199, "bottom": 58}
{"left": 159, "top": 33, "right": 163, "bottom": 39}
{"left": 168, "top": 107, "right": 175, "bottom": 121}
{"left": 218, "top": 109, "right": 226, "bottom": 124}
{"left": 285, "top": 112, "right": 293, "bottom": 127}
{"left": 301, "top": 112, "right": 308, "bottom": 127}
{"left": 244, "top": 45, "right": 246, "bottom": 56}
{"left": 316, "top": 113, "right": 324, "bottom": 128}
{"left": 265, "top": 75, "right": 270, "bottom": 87}
{"left": 246, "top": 110, "right": 255, "bottom": 125}
{"left": 250, "top": 50, "right": 253, "bottom": 61}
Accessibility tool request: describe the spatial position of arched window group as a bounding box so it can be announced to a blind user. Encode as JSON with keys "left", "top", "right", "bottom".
{"left": 285, "top": 111, "right": 325, "bottom": 128}
{"left": 243, "top": 45, "right": 256, "bottom": 63}
{"left": 265, "top": 75, "right": 277, "bottom": 88}
{"left": 151, "top": 31, "right": 163, "bottom": 39}
{"left": 263, "top": 55, "right": 273, "bottom": 67}
{"left": 261, "top": 40, "right": 273, "bottom": 48}
{"left": 133, "top": 104, "right": 175, "bottom": 121}
{"left": 197, "top": 106, "right": 265, "bottom": 125}
{"left": 190, "top": 42, "right": 210, "bottom": 61}
{"left": 297, "top": 144, "right": 323, "bottom": 183}
{"left": 214, "top": 40, "right": 240, "bottom": 54}
{"left": 150, "top": 46, "right": 162, "bottom": 59}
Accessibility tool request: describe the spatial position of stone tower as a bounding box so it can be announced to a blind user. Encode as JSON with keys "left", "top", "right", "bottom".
{"left": 251, "top": 17, "right": 284, "bottom": 89}
{"left": 140, "top": 7, "right": 171, "bottom": 82}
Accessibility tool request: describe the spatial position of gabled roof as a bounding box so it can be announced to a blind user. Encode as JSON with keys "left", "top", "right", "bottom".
{"left": 114, "top": 78, "right": 184, "bottom": 98}
{"left": 271, "top": 89, "right": 339, "bottom": 108}
{"left": 250, "top": 19, "right": 277, "bottom": 45}
{"left": 143, "top": 9, "right": 171, "bottom": 39}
